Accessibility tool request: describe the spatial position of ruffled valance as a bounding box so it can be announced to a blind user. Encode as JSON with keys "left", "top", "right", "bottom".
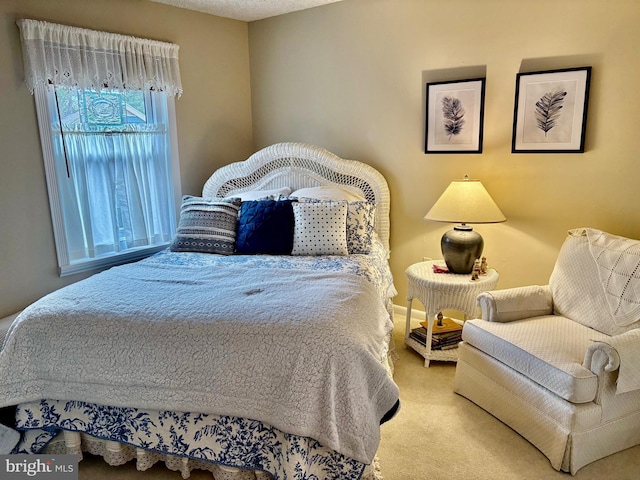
{"left": 17, "top": 19, "right": 183, "bottom": 97}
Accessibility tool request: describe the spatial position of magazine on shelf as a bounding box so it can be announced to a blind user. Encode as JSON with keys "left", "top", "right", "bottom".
{"left": 409, "top": 326, "right": 462, "bottom": 350}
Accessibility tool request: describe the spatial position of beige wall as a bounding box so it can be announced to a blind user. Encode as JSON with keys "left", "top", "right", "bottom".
{"left": 249, "top": 0, "right": 640, "bottom": 306}
{"left": 3, "top": 0, "right": 640, "bottom": 318}
{"left": 0, "top": 0, "right": 254, "bottom": 318}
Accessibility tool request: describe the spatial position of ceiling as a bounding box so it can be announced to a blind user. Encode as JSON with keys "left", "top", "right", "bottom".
{"left": 150, "top": 0, "right": 345, "bottom": 22}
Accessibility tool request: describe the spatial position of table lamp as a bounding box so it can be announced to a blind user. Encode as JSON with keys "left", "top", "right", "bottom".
{"left": 425, "top": 175, "right": 505, "bottom": 274}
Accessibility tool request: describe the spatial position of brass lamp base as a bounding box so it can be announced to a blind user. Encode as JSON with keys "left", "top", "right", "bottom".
{"left": 441, "top": 225, "right": 484, "bottom": 274}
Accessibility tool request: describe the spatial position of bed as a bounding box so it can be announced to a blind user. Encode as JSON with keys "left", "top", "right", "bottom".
{"left": 0, "top": 143, "right": 399, "bottom": 480}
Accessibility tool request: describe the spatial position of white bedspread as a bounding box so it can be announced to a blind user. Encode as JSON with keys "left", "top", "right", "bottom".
{"left": 0, "top": 252, "right": 399, "bottom": 464}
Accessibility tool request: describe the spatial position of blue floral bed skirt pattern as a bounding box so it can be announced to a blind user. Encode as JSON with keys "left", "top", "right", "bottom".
{"left": 14, "top": 399, "right": 368, "bottom": 480}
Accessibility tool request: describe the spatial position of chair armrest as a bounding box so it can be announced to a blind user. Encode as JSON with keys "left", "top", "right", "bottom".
{"left": 584, "top": 342, "right": 620, "bottom": 373}
{"left": 477, "top": 285, "right": 553, "bottom": 322}
{"left": 586, "top": 329, "right": 640, "bottom": 394}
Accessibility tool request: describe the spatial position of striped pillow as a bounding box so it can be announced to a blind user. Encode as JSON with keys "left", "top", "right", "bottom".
{"left": 170, "top": 196, "right": 241, "bottom": 254}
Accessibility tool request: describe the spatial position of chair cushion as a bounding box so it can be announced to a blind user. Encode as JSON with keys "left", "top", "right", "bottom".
{"left": 462, "top": 315, "right": 610, "bottom": 403}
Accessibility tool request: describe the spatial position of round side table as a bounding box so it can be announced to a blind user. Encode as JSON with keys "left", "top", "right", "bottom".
{"left": 404, "top": 260, "right": 499, "bottom": 367}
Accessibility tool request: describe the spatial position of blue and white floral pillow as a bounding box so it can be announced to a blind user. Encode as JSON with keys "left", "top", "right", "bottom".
{"left": 296, "top": 198, "right": 376, "bottom": 254}
{"left": 346, "top": 201, "right": 376, "bottom": 254}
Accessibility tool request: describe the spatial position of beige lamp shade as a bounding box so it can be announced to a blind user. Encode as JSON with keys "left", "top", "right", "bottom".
{"left": 425, "top": 176, "right": 505, "bottom": 274}
{"left": 425, "top": 176, "right": 506, "bottom": 224}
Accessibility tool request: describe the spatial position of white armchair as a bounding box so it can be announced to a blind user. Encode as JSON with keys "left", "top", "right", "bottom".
{"left": 454, "top": 228, "right": 640, "bottom": 475}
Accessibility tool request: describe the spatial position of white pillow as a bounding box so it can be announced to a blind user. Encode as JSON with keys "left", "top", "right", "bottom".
{"left": 291, "top": 202, "right": 348, "bottom": 256}
{"left": 291, "top": 185, "right": 365, "bottom": 202}
{"left": 226, "top": 187, "right": 291, "bottom": 201}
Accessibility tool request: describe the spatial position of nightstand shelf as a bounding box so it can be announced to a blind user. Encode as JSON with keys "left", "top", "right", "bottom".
{"left": 404, "top": 333, "right": 462, "bottom": 363}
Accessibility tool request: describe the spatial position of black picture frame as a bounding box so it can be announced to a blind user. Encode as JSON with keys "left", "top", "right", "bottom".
{"left": 425, "top": 78, "right": 486, "bottom": 154}
{"left": 512, "top": 67, "right": 592, "bottom": 153}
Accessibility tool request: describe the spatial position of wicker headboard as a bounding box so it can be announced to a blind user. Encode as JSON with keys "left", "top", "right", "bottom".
{"left": 203, "top": 143, "right": 391, "bottom": 251}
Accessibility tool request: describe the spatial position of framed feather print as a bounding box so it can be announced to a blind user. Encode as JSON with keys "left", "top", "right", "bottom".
{"left": 425, "top": 78, "right": 486, "bottom": 154}
{"left": 512, "top": 67, "right": 591, "bottom": 153}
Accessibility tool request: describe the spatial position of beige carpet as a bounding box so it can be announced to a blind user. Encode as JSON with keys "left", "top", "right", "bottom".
{"left": 77, "top": 311, "right": 640, "bottom": 479}
{"left": 376, "top": 311, "right": 640, "bottom": 480}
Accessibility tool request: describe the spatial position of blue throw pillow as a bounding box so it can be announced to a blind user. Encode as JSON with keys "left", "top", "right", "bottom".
{"left": 236, "top": 200, "right": 295, "bottom": 255}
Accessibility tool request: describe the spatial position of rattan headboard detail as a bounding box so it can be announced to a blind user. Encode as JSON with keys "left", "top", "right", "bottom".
{"left": 202, "top": 143, "right": 390, "bottom": 251}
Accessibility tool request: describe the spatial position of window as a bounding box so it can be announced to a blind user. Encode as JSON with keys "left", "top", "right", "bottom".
{"left": 18, "top": 19, "right": 184, "bottom": 276}
{"left": 34, "top": 85, "right": 181, "bottom": 275}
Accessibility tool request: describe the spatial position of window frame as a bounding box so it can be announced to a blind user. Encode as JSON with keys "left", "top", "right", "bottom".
{"left": 33, "top": 84, "right": 182, "bottom": 276}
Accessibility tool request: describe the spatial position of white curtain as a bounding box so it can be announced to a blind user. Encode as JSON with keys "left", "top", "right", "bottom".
{"left": 16, "top": 19, "right": 182, "bottom": 265}
{"left": 17, "top": 19, "right": 182, "bottom": 97}
{"left": 53, "top": 121, "right": 176, "bottom": 260}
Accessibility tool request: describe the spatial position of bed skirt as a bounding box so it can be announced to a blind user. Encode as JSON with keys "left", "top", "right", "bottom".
{"left": 43, "top": 431, "right": 384, "bottom": 480}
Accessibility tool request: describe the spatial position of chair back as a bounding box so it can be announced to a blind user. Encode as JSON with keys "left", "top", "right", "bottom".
{"left": 550, "top": 228, "right": 640, "bottom": 336}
